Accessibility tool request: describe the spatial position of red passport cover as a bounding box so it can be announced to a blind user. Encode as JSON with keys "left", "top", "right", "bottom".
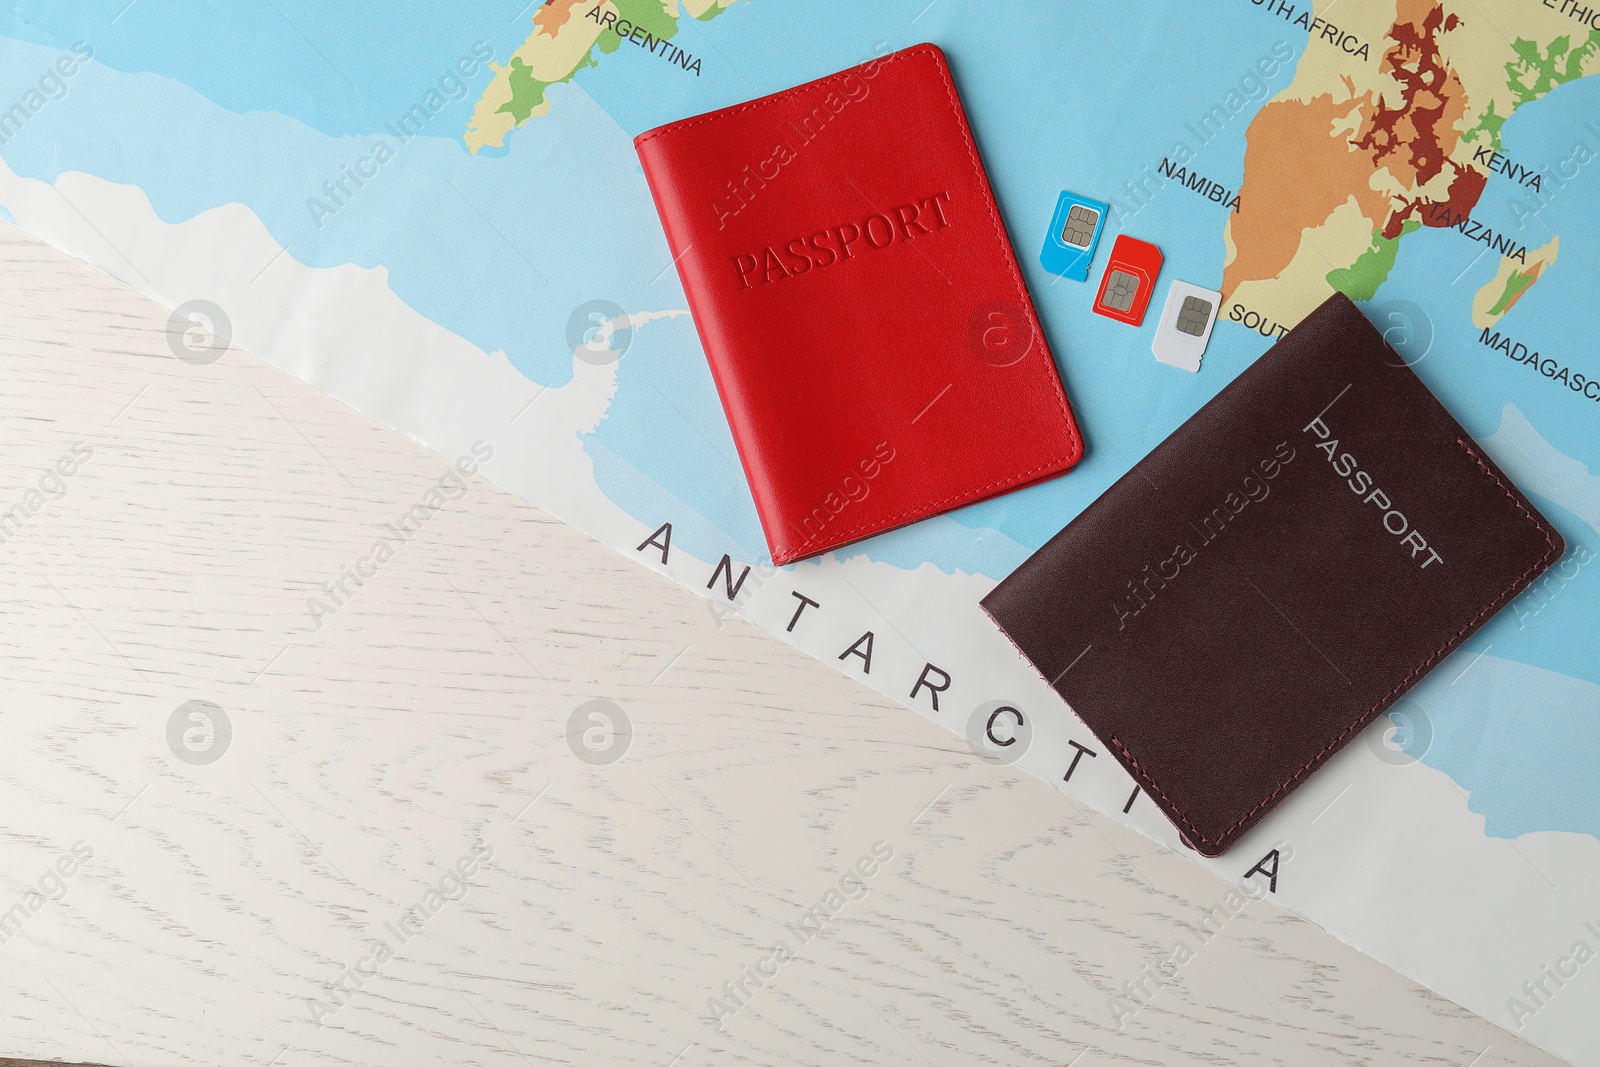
{"left": 635, "top": 44, "right": 1082, "bottom": 566}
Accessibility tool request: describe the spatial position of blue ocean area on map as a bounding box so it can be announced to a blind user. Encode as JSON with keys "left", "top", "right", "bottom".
{"left": 0, "top": 5, "right": 664, "bottom": 392}
{"left": 0, "top": 1, "right": 534, "bottom": 138}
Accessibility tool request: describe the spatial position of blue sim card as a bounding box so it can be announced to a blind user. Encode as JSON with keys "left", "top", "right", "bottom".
{"left": 1040, "top": 190, "right": 1109, "bottom": 281}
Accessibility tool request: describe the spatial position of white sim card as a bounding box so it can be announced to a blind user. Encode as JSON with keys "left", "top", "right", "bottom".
{"left": 1152, "top": 280, "right": 1221, "bottom": 372}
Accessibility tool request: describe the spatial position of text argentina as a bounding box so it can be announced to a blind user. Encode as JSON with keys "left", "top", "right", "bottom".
{"left": 586, "top": 5, "right": 700, "bottom": 75}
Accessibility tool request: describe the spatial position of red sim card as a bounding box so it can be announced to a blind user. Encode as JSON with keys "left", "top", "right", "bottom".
{"left": 1093, "top": 235, "right": 1163, "bottom": 326}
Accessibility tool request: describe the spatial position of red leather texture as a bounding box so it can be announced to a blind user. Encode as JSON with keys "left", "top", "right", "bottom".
{"left": 635, "top": 44, "right": 1082, "bottom": 566}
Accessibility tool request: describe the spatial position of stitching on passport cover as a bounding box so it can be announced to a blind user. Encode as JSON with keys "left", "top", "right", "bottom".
{"left": 1111, "top": 435, "right": 1560, "bottom": 849}
{"left": 773, "top": 455, "right": 1069, "bottom": 563}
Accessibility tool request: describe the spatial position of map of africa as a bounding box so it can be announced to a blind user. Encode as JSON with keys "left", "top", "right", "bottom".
{"left": 0, "top": 0, "right": 1596, "bottom": 1060}
{"left": 1226, "top": 0, "right": 1593, "bottom": 333}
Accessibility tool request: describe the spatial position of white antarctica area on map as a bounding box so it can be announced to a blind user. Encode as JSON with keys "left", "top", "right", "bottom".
{"left": 1, "top": 0, "right": 1598, "bottom": 1061}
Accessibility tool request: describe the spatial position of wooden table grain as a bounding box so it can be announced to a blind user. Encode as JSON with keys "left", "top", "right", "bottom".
{"left": 0, "top": 224, "right": 1564, "bottom": 1066}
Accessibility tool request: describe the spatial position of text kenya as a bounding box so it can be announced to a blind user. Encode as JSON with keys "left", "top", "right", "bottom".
{"left": 731, "top": 191, "right": 952, "bottom": 290}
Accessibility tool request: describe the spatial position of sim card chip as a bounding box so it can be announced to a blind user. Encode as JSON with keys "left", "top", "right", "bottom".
{"left": 1061, "top": 204, "right": 1100, "bottom": 248}
{"left": 1152, "top": 281, "right": 1222, "bottom": 372}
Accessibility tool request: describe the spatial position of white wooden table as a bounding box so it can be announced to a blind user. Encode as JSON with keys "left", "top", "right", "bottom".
{"left": 0, "top": 223, "right": 1563, "bottom": 1066}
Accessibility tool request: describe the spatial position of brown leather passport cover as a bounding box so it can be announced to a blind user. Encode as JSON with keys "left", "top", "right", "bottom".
{"left": 981, "top": 293, "right": 1564, "bottom": 856}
